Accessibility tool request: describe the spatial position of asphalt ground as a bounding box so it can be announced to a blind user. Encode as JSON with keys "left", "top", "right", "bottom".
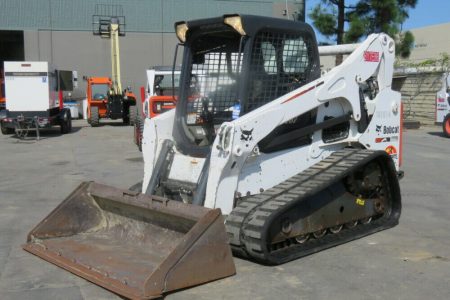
{"left": 0, "top": 120, "right": 449, "bottom": 300}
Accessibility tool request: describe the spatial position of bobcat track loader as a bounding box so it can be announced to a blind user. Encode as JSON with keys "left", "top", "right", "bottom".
{"left": 435, "top": 72, "right": 450, "bottom": 137}
{"left": 24, "top": 15, "right": 403, "bottom": 299}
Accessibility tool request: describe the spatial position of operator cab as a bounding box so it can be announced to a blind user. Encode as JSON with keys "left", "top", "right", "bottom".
{"left": 91, "top": 83, "right": 109, "bottom": 101}
{"left": 173, "top": 15, "right": 320, "bottom": 155}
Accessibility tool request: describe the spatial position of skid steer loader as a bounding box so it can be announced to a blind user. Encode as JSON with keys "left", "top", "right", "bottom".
{"left": 435, "top": 72, "right": 450, "bottom": 137}
{"left": 24, "top": 15, "right": 402, "bottom": 299}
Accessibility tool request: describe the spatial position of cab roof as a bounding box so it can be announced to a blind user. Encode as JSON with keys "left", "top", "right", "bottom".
{"left": 175, "top": 14, "right": 316, "bottom": 40}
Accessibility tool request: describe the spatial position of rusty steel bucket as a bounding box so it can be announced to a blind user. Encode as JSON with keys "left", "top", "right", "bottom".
{"left": 23, "top": 182, "right": 236, "bottom": 299}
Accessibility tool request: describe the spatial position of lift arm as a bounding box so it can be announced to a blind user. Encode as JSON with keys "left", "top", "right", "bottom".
{"left": 110, "top": 18, "right": 122, "bottom": 95}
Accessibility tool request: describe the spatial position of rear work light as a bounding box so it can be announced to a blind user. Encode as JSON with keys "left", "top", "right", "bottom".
{"left": 152, "top": 101, "right": 175, "bottom": 115}
{"left": 152, "top": 102, "right": 162, "bottom": 114}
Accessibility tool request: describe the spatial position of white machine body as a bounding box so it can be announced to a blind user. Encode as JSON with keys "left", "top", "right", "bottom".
{"left": 435, "top": 72, "right": 450, "bottom": 123}
{"left": 143, "top": 68, "right": 181, "bottom": 118}
{"left": 4, "top": 61, "right": 58, "bottom": 112}
{"left": 142, "top": 34, "right": 402, "bottom": 215}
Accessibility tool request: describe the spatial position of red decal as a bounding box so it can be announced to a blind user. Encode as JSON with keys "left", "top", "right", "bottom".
{"left": 364, "top": 51, "right": 379, "bottom": 62}
{"left": 437, "top": 97, "right": 445, "bottom": 103}
{"left": 282, "top": 81, "right": 324, "bottom": 104}
{"left": 399, "top": 103, "right": 403, "bottom": 167}
{"left": 385, "top": 145, "right": 397, "bottom": 156}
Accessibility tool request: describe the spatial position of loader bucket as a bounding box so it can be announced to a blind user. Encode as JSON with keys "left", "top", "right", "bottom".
{"left": 23, "top": 182, "right": 236, "bottom": 299}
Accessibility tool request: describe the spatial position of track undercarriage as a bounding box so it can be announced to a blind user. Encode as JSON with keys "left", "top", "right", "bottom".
{"left": 226, "top": 148, "right": 401, "bottom": 265}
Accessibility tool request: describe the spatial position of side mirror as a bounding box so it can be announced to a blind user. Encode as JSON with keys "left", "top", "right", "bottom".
{"left": 72, "top": 71, "right": 78, "bottom": 88}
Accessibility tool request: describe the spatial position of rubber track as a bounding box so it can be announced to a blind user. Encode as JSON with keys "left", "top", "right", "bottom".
{"left": 225, "top": 148, "right": 401, "bottom": 265}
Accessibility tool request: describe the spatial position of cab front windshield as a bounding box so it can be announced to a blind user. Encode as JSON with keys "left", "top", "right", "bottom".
{"left": 91, "top": 84, "right": 109, "bottom": 100}
{"left": 184, "top": 30, "right": 244, "bottom": 127}
{"left": 182, "top": 31, "right": 312, "bottom": 129}
{"left": 179, "top": 28, "right": 314, "bottom": 148}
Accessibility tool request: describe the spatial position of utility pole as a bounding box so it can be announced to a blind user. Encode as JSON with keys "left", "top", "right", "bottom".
{"left": 295, "top": 0, "right": 306, "bottom": 22}
{"left": 287, "top": 1, "right": 306, "bottom": 22}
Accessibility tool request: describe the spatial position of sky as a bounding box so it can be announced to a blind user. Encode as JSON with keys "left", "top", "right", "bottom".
{"left": 304, "top": 0, "right": 450, "bottom": 43}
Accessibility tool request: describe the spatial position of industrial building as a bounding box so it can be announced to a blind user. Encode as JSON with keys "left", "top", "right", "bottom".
{"left": 408, "top": 22, "right": 450, "bottom": 63}
{"left": 0, "top": 0, "right": 304, "bottom": 97}
{"left": 392, "top": 22, "right": 450, "bottom": 126}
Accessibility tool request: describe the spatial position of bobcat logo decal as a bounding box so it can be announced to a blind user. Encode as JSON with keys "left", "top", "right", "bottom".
{"left": 240, "top": 128, "right": 254, "bottom": 142}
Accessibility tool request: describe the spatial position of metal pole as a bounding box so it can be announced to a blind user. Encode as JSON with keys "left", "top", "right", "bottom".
{"left": 298, "top": 0, "right": 305, "bottom": 22}
{"left": 318, "top": 43, "right": 360, "bottom": 56}
{"left": 161, "top": 0, "right": 164, "bottom": 64}
{"left": 285, "top": 0, "right": 290, "bottom": 20}
{"left": 292, "top": 0, "right": 306, "bottom": 22}
{"left": 48, "top": 0, "right": 54, "bottom": 64}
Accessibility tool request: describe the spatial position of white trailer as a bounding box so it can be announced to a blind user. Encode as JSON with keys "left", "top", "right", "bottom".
{"left": 1, "top": 61, "right": 74, "bottom": 137}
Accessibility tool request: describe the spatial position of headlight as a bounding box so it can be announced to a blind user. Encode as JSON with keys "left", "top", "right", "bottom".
{"left": 224, "top": 15, "right": 246, "bottom": 36}
{"left": 175, "top": 22, "right": 189, "bottom": 43}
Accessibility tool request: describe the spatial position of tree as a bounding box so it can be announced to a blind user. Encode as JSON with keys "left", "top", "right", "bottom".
{"left": 309, "top": 0, "right": 352, "bottom": 45}
{"left": 309, "top": 0, "right": 418, "bottom": 62}
{"left": 346, "top": 0, "right": 418, "bottom": 58}
{"left": 309, "top": 0, "right": 355, "bottom": 65}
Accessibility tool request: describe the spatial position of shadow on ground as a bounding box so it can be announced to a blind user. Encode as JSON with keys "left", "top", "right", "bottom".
{"left": 88, "top": 121, "right": 134, "bottom": 127}
{"left": 427, "top": 131, "right": 446, "bottom": 138}
{"left": 2, "top": 126, "right": 83, "bottom": 141}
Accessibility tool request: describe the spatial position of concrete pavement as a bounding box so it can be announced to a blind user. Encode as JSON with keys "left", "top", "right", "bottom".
{"left": 0, "top": 121, "right": 449, "bottom": 300}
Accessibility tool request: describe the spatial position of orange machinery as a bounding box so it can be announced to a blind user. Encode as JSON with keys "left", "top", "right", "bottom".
{"left": 0, "top": 70, "right": 5, "bottom": 111}
{"left": 85, "top": 77, "right": 111, "bottom": 126}
{"left": 84, "top": 76, "right": 136, "bottom": 127}
{"left": 148, "top": 95, "right": 177, "bottom": 118}
{"left": 85, "top": 10, "right": 137, "bottom": 127}
{"left": 133, "top": 68, "right": 179, "bottom": 151}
